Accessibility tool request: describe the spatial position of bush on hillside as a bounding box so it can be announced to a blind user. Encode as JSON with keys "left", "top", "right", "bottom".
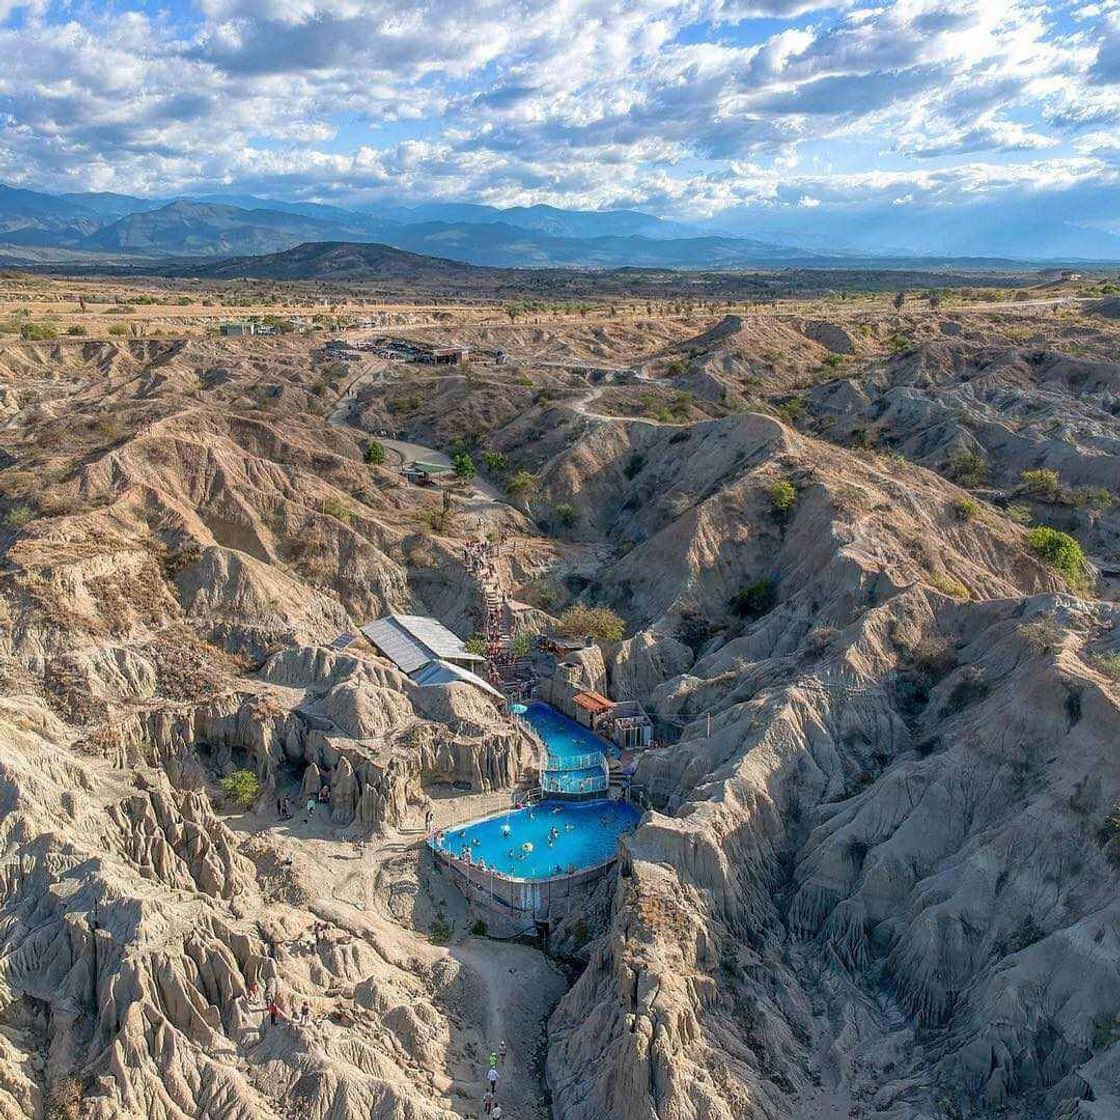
{"left": 555, "top": 605, "right": 626, "bottom": 643}
{"left": 729, "top": 578, "right": 776, "bottom": 619}
{"left": 1021, "top": 469, "right": 1061, "bottom": 500}
{"left": 1027, "top": 526, "right": 1088, "bottom": 587}
{"left": 769, "top": 479, "right": 796, "bottom": 516}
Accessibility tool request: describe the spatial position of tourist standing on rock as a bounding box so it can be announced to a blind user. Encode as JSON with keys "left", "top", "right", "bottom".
{"left": 299, "top": 1000, "right": 311, "bottom": 1025}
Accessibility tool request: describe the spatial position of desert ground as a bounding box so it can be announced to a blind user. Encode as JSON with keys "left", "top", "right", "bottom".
{"left": 0, "top": 271, "right": 1118, "bottom": 1120}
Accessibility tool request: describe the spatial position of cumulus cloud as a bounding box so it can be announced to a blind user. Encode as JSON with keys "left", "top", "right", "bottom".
{"left": 0, "top": 0, "right": 1116, "bottom": 225}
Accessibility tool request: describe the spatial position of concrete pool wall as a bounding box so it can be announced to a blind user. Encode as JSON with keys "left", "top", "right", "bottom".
{"left": 433, "top": 844, "right": 621, "bottom": 931}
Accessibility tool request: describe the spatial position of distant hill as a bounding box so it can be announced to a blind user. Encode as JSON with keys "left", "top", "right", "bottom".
{"left": 78, "top": 200, "right": 375, "bottom": 257}
{"left": 377, "top": 221, "right": 821, "bottom": 268}
{"left": 185, "top": 241, "right": 488, "bottom": 282}
{"left": 2, "top": 181, "right": 1118, "bottom": 268}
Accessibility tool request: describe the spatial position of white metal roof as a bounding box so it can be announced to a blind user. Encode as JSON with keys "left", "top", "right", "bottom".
{"left": 360, "top": 614, "right": 484, "bottom": 675}
{"left": 412, "top": 659, "right": 504, "bottom": 700}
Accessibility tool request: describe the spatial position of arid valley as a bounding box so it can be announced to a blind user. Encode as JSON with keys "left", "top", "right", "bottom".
{"left": 0, "top": 265, "right": 1116, "bottom": 1120}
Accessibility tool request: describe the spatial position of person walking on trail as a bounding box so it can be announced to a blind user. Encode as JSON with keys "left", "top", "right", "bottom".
{"left": 490, "top": 1105, "right": 502, "bottom": 1120}
{"left": 424, "top": 808, "right": 434, "bottom": 833}
{"left": 487, "top": 1066, "right": 500, "bottom": 1094}
{"left": 268, "top": 998, "right": 282, "bottom": 1027}
{"left": 482, "top": 1088, "right": 494, "bottom": 1115}
{"left": 299, "top": 1000, "right": 311, "bottom": 1026}
{"left": 488, "top": 1050, "right": 497, "bottom": 1070}
{"left": 498, "top": 1040, "right": 507, "bottom": 1066}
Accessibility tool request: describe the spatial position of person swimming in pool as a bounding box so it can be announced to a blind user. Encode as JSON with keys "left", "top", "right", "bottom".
{"left": 501, "top": 823, "right": 511, "bottom": 837}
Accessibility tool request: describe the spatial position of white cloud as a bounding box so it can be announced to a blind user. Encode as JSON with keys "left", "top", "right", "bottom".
{"left": 0, "top": 0, "right": 1115, "bottom": 225}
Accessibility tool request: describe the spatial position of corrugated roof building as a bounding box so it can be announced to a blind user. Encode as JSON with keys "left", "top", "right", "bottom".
{"left": 360, "top": 614, "right": 485, "bottom": 676}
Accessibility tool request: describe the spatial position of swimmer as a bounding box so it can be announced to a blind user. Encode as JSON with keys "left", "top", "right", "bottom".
{"left": 501, "top": 824, "right": 511, "bottom": 837}
{"left": 471, "top": 837, "right": 480, "bottom": 846}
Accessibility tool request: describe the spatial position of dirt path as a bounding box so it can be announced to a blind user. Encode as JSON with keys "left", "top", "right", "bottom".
{"left": 450, "top": 938, "right": 567, "bottom": 1120}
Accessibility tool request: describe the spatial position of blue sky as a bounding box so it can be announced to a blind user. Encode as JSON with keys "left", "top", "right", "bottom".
{"left": 1, "top": 0, "right": 1118, "bottom": 240}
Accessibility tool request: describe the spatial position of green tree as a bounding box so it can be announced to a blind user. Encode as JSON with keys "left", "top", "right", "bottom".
{"left": 452, "top": 452, "right": 476, "bottom": 480}
{"left": 364, "top": 440, "right": 386, "bottom": 466}
{"left": 219, "top": 769, "right": 261, "bottom": 809}
{"left": 555, "top": 502, "right": 579, "bottom": 528}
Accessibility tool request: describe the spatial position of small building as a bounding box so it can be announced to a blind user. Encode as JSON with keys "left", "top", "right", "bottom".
{"left": 608, "top": 701, "right": 653, "bottom": 750}
{"left": 428, "top": 347, "right": 469, "bottom": 366}
{"left": 402, "top": 460, "right": 454, "bottom": 486}
{"left": 360, "top": 614, "right": 485, "bottom": 676}
{"left": 220, "top": 321, "right": 255, "bottom": 338}
{"left": 570, "top": 690, "right": 614, "bottom": 731}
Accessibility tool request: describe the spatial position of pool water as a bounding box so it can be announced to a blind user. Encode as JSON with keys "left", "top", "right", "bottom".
{"left": 522, "top": 700, "right": 614, "bottom": 770}
{"left": 432, "top": 799, "right": 641, "bottom": 881}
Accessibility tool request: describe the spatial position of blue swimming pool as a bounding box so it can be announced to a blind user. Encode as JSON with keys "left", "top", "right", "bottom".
{"left": 432, "top": 799, "right": 641, "bottom": 881}
{"left": 522, "top": 700, "right": 613, "bottom": 769}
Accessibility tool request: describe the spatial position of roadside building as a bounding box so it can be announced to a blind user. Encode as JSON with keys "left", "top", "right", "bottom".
{"left": 220, "top": 321, "right": 255, "bottom": 338}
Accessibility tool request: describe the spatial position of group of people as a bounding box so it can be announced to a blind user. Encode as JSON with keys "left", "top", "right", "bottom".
{"left": 480, "top": 1040, "right": 508, "bottom": 1116}
{"left": 245, "top": 980, "right": 314, "bottom": 1031}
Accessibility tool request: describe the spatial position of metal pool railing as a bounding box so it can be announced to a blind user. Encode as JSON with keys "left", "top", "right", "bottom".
{"left": 540, "top": 770, "right": 608, "bottom": 795}
{"left": 543, "top": 749, "right": 604, "bottom": 771}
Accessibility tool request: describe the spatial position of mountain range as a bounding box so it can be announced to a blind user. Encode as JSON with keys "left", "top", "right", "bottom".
{"left": 2, "top": 182, "right": 1119, "bottom": 269}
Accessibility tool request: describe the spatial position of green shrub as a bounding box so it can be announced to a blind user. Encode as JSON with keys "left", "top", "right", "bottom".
{"left": 555, "top": 605, "right": 626, "bottom": 643}
{"left": 952, "top": 496, "right": 979, "bottom": 521}
{"left": 775, "top": 397, "right": 806, "bottom": 425}
{"left": 929, "top": 572, "right": 970, "bottom": 599}
{"left": 555, "top": 502, "right": 579, "bottom": 528}
{"left": 66, "top": 326, "right": 87, "bottom": 336}
{"left": 1027, "top": 526, "right": 1088, "bottom": 587}
{"left": 769, "top": 479, "right": 796, "bottom": 516}
{"left": 322, "top": 496, "right": 353, "bottom": 525}
{"left": 1021, "top": 468, "right": 1061, "bottom": 500}
{"left": 219, "top": 769, "right": 260, "bottom": 808}
{"left": 470, "top": 918, "right": 488, "bottom": 936}
{"left": 1092, "top": 652, "right": 1120, "bottom": 682}
{"left": 429, "top": 915, "right": 453, "bottom": 944}
{"left": 452, "top": 453, "right": 476, "bottom": 480}
{"left": 20, "top": 322, "right": 57, "bottom": 341}
{"left": 364, "top": 440, "right": 386, "bottom": 466}
{"left": 1006, "top": 503, "right": 1033, "bottom": 525}
{"left": 482, "top": 450, "right": 508, "bottom": 473}
{"left": 624, "top": 453, "right": 646, "bottom": 480}
{"left": 1072, "top": 487, "right": 1112, "bottom": 510}
{"left": 729, "top": 579, "right": 776, "bottom": 619}
{"left": 506, "top": 470, "right": 537, "bottom": 502}
{"left": 464, "top": 635, "right": 487, "bottom": 655}
{"left": 5, "top": 505, "right": 33, "bottom": 529}
{"left": 107, "top": 324, "right": 129, "bottom": 337}
{"left": 946, "top": 449, "right": 987, "bottom": 488}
